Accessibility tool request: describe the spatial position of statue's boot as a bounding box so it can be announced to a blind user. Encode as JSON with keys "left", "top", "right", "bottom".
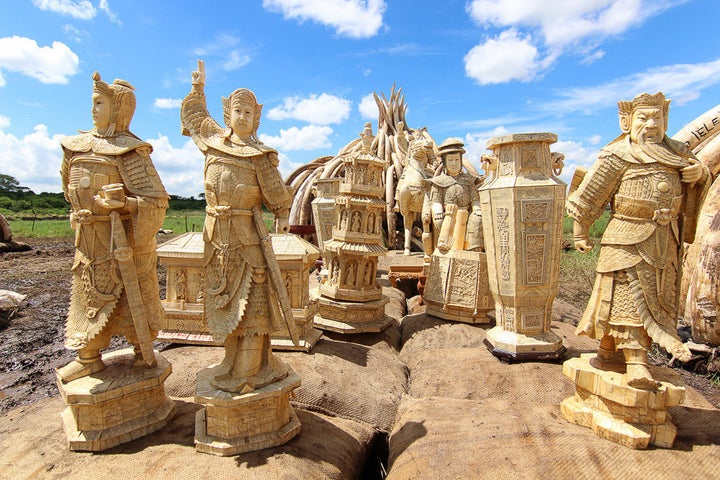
{"left": 624, "top": 349, "right": 660, "bottom": 390}
{"left": 590, "top": 335, "right": 625, "bottom": 372}
{"left": 57, "top": 349, "right": 105, "bottom": 383}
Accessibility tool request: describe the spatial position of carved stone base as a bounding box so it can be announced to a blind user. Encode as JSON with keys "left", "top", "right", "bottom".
{"left": 423, "top": 249, "right": 493, "bottom": 325}
{"left": 561, "top": 354, "right": 685, "bottom": 449}
{"left": 484, "top": 326, "right": 566, "bottom": 362}
{"left": 271, "top": 327, "right": 323, "bottom": 352}
{"left": 57, "top": 348, "right": 176, "bottom": 452}
{"left": 314, "top": 296, "right": 391, "bottom": 333}
{"left": 195, "top": 365, "right": 301, "bottom": 456}
{"left": 271, "top": 303, "right": 323, "bottom": 352}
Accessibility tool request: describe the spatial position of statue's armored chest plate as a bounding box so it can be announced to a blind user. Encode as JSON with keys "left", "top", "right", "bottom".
{"left": 67, "top": 154, "right": 122, "bottom": 211}
{"left": 205, "top": 154, "right": 262, "bottom": 208}
{"left": 617, "top": 163, "right": 682, "bottom": 209}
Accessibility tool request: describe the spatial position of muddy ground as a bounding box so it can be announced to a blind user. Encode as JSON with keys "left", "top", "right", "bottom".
{"left": 1, "top": 236, "right": 719, "bottom": 414}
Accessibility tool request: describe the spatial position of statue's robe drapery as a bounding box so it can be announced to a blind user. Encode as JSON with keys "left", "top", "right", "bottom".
{"left": 566, "top": 135, "right": 710, "bottom": 352}
{"left": 60, "top": 132, "right": 168, "bottom": 349}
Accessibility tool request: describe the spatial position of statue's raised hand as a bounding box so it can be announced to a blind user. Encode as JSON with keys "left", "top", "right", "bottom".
{"left": 192, "top": 59, "right": 205, "bottom": 87}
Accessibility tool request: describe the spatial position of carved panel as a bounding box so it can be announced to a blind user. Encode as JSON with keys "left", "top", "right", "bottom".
{"left": 521, "top": 199, "right": 550, "bottom": 222}
{"left": 496, "top": 207, "right": 511, "bottom": 281}
{"left": 521, "top": 310, "right": 544, "bottom": 333}
{"left": 523, "top": 232, "right": 546, "bottom": 285}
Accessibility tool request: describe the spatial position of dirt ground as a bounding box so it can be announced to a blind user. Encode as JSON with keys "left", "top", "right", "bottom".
{"left": 1, "top": 236, "right": 719, "bottom": 414}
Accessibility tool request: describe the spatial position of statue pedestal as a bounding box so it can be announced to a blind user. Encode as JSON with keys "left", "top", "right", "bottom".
{"left": 194, "top": 365, "right": 301, "bottom": 456}
{"left": 560, "top": 354, "right": 685, "bottom": 449}
{"left": 314, "top": 296, "right": 391, "bottom": 333}
{"left": 56, "top": 348, "right": 176, "bottom": 452}
{"left": 423, "top": 249, "right": 493, "bottom": 324}
{"left": 484, "top": 326, "right": 565, "bottom": 362}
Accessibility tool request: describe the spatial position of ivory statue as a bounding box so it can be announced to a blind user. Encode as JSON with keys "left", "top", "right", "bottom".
{"left": 567, "top": 92, "right": 711, "bottom": 389}
{"left": 395, "top": 134, "right": 435, "bottom": 255}
{"left": 181, "top": 60, "right": 296, "bottom": 394}
{"left": 423, "top": 137, "right": 483, "bottom": 255}
{"left": 58, "top": 72, "right": 168, "bottom": 382}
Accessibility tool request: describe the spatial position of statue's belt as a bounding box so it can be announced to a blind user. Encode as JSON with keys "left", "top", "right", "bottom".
{"left": 613, "top": 194, "right": 683, "bottom": 224}
{"left": 205, "top": 206, "right": 253, "bottom": 218}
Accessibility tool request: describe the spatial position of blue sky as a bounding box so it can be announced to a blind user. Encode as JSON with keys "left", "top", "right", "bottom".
{"left": 2, "top": 0, "right": 720, "bottom": 197}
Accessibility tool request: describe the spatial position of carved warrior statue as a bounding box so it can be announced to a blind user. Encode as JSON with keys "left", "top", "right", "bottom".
{"left": 567, "top": 92, "right": 711, "bottom": 389}
{"left": 181, "top": 60, "right": 296, "bottom": 393}
{"left": 422, "top": 137, "right": 483, "bottom": 255}
{"left": 58, "top": 72, "right": 168, "bottom": 382}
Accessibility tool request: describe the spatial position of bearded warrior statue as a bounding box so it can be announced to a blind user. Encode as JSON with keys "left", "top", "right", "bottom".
{"left": 567, "top": 92, "right": 711, "bottom": 389}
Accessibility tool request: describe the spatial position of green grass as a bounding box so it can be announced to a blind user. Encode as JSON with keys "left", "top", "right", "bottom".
{"left": 8, "top": 218, "right": 75, "bottom": 238}
{"left": 8, "top": 208, "right": 276, "bottom": 238}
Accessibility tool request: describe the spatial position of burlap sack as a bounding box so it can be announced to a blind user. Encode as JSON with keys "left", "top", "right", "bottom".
{"left": 0, "top": 396, "right": 375, "bottom": 479}
{"left": 387, "top": 394, "right": 720, "bottom": 480}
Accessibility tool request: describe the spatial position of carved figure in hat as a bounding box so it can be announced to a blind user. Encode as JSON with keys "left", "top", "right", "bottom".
{"left": 422, "top": 137, "right": 483, "bottom": 254}
{"left": 567, "top": 92, "right": 711, "bottom": 389}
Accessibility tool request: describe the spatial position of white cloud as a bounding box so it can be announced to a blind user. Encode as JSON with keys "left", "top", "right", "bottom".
{"left": 553, "top": 139, "right": 599, "bottom": 183}
{"left": 263, "top": 0, "right": 386, "bottom": 39}
{"left": 98, "top": 0, "right": 120, "bottom": 25}
{"left": 62, "top": 24, "right": 90, "bottom": 43}
{"left": 0, "top": 36, "right": 79, "bottom": 84}
{"left": 467, "top": 0, "right": 686, "bottom": 49}
{"left": 145, "top": 134, "right": 205, "bottom": 198}
{"left": 542, "top": 58, "right": 720, "bottom": 114}
{"left": 464, "top": 1, "right": 688, "bottom": 82}
{"left": 222, "top": 51, "right": 251, "bottom": 71}
{"left": 276, "top": 151, "right": 306, "bottom": 179}
{"left": 193, "top": 34, "right": 251, "bottom": 72}
{"left": 464, "top": 30, "right": 540, "bottom": 84}
{"left": 259, "top": 124, "right": 333, "bottom": 151}
{"left": 32, "top": 0, "right": 96, "bottom": 20}
{"left": 153, "top": 98, "right": 183, "bottom": 109}
{"left": 358, "top": 93, "right": 377, "bottom": 120}
{"left": 0, "top": 124, "right": 65, "bottom": 194}
{"left": 0, "top": 115, "right": 10, "bottom": 129}
{"left": 267, "top": 93, "right": 351, "bottom": 125}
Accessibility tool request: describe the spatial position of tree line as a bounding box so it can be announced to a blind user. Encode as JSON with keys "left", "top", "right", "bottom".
{"left": 0, "top": 174, "right": 206, "bottom": 215}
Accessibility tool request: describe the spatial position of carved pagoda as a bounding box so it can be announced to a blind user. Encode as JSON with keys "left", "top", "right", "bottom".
{"left": 315, "top": 123, "right": 391, "bottom": 333}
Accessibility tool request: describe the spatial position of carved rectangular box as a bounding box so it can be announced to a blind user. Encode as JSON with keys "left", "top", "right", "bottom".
{"left": 156, "top": 232, "right": 321, "bottom": 350}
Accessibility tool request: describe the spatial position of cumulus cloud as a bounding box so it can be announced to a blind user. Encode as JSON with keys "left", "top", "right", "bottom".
{"left": 0, "top": 36, "right": 79, "bottom": 84}
{"left": 0, "top": 124, "right": 65, "bottom": 194}
{"left": 464, "top": 0, "right": 687, "bottom": 83}
{"left": 358, "top": 93, "right": 377, "bottom": 120}
{"left": 153, "top": 98, "right": 183, "bottom": 109}
{"left": 0, "top": 115, "right": 10, "bottom": 129}
{"left": 467, "top": 0, "right": 685, "bottom": 49}
{"left": 267, "top": 93, "right": 351, "bottom": 125}
{"left": 32, "top": 0, "right": 96, "bottom": 20}
{"left": 464, "top": 30, "right": 540, "bottom": 84}
{"left": 259, "top": 124, "right": 333, "bottom": 151}
{"left": 145, "top": 134, "right": 205, "bottom": 197}
{"left": 553, "top": 139, "right": 599, "bottom": 184}
{"left": 276, "top": 151, "right": 306, "bottom": 179}
{"left": 263, "top": 0, "right": 386, "bottom": 39}
{"left": 542, "top": 58, "right": 720, "bottom": 113}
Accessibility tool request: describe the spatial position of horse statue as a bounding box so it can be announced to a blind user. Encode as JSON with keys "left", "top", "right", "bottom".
{"left": 394, "top": 135, "right": 435, "bottom": 255}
